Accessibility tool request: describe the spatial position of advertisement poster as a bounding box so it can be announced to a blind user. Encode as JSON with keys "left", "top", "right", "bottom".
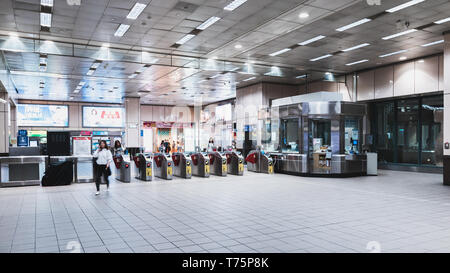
{"left": 73, "top": 137, "right": 92, "bottom": 155}
{"left": 83, "top": 106, "right": 125, "bottom": 128}
{"left": 17, "top": 104, "right": 69, "bottom": 127}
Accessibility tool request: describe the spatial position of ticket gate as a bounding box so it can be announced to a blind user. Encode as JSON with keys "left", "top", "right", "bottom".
{"left": 133, "top": 153, "right": 153, "bottom": 181}
{"left": 113, "top": 155, "right": 131, "bottom": 183}
{"left": 224, "top": 151, "right": 244, "bottom": 176}
{"left": 190, "top": 153, "right": 210, "bottom": 178}
{"left": 153, "top": 153, "right": 173, "bottom": 180}
{"left": 172, "top": 153, "right": 192, "bottom": 179}
{"left": 246, "top": 150, "right": 274, "bottom": 174}
{"left": 208, "top": 152, "right": 228, "bottom": 177}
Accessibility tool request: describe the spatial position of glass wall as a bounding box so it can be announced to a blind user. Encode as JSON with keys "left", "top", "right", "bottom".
{"left": 373, "top": 95, "right": 443, "bottom": 167}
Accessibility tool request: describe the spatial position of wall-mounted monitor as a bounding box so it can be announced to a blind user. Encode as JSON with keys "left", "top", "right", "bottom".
{"left": 17, "top": 104, "right": 69, "bottom": 127}
{"left": 83, "top": 106, "right": 125, "bottom": 128}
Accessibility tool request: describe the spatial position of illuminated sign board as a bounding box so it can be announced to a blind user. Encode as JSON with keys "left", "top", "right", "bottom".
{"left": 17, "top": 104, "right": 69, "bottom": 127}
{"left": 83, "top": 106, "right": 125, "bottom": 128}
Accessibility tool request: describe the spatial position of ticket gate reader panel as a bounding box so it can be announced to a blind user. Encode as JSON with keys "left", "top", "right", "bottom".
{"left": 225, "top": 151, "right": 244, "bottom": 176}
{"left": 172, "top": 153, "right": 192, "bottom": 179}
{"left": 246, "top": 150, "right": 274, "bottom": 174}
{"left": 190, "top": 153, "right": 210, "bottom": 178}
{"left": 134, "top": 154, "right": 153, "bottom": 181}
{"left": 113, "top": 155, "right": 131, "bottom": 183}
{"left": 153, "top": 153, "right": 173, "bottom": 180}
{"left": 208, "top": 152, "right": 227, "bottom": 177}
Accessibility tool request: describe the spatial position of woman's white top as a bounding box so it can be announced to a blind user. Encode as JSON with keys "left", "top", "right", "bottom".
{"left": 93, "top": 149, "right": 113, "bottom": 165}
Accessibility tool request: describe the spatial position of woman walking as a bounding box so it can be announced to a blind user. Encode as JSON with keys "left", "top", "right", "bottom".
{"left": 93, "top": 140, "right": 113, "bottom": 195}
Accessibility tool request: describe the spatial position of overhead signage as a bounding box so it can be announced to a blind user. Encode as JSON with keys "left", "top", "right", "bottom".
{"left": 17, "top": 104, "right": 69, "bottom": 127}
{"left": 143, "top": 122, "right": 194, "bottom": 129}
{"left": 92, "top": 131, "right": 108, "bottom": 136}
{"left": 83, "top": 106, "right": 125, "bottom": 128}
{"left": 28, "top": 131, "right": 47, "bottom": 138}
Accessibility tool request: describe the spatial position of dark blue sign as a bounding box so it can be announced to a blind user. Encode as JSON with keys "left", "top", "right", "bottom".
{"left": 18, "top": 136, "right": 29, "bottom": 147}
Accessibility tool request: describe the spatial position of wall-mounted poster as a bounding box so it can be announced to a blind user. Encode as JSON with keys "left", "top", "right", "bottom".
{"left": 17, "top": 104, "right": 69, "bottom": 127}
{"left": 83, "top": 106, "right": 125, "bottom": 128}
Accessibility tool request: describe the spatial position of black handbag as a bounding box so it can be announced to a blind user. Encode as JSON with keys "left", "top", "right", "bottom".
{"left": 106, "top": 167, "right": 112, "bottom": 176}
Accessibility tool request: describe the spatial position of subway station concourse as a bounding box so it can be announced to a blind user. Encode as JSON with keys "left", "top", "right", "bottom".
{"left": 0, "top": 0, "right": 450, "bottom": 254}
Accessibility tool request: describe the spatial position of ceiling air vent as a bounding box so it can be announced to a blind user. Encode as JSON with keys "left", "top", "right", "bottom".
{"left": 172, "top": 2, "right": 199, "bottom": 13}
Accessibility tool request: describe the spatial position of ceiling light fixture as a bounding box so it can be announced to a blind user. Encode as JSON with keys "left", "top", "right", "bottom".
{"left": 91, "top": 61, "right": 102, "bottom": 69}
{"left": 310, "top": 54, "right": 333, "bottom": 62}
{"left": 224, "top": 0, "right": 248, "bottom": 11}
{"left": 296, "top": 75, "right": 307, "bottom": 79}
{"left": 40, "top": 13, "right": 52, "bottom": 27}
{"left": 86, "top": 69, "right": 95, "bottom": 76}
{"left": 382, "top": 29, "right": 417, "bottom": 40}
{"left": 269, "top": 48, "right": 291, "bottom": 57}
{"left": 346, "top": 59, "right": 369, "bottom": 66}
{"left": 298, "top": 35, "right": 326, "bottom": 46}
{"left": 40, "top": 0, "right": 53, "bottom": 7}
{"left": 243, "top": 77, "right": 256, "bottom": 82}
{"left": 210, "top": 74, "right": 221, "bottom": 79}
{"left": 434, "top": 17, "right": 450, "bottom": 24}
{"left": 379, "top": 49, "right": 408, "bottom": 58}
{"left": 299, "top": 12, "right": 309, "bottom": 19}
{"left": 234, "top": 44, "right": 243, "bottom": 49}
{"left": 336, "top": 18, "right": 372, "bottom": 32}
{"left": 197, "top": 16, "right": 221, "bottom": 30}
{"left": 127, "top": 3, "right": 147, "bottom": 20}
{"left": 421, "top": 40, "right": 444, "bottom": 47}
{"left": 399, "top": 56, "right": 407, "bottom": 60}
{"left": 341, "top": 43, "right": 370, "bottom": 52}
{"left": 176, "top": 34, "right": 196, "bottom": 45}
{"left": 114, "top": 24, "right": 130, "bottom": 37}
{"left": 386, "top": 0, "right": 425, "bottom": 13}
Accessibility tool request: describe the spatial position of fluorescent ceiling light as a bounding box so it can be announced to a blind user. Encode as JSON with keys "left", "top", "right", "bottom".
{"left": 91, "top": 61, "right": 102, "bottom": 69}
{"left": 269, "top": 48, "right": 291, "bottom": 57}
{"left": 296, "top": 75, "right": 307, "bottom": 79}
{"left": 336, "top": 18, "right": 372, "bottom": 32}
{"left": 310, "top": 54, "right": 333, "bottom": 62}
{"left": 40, "top": 13, "right": 52, "bottom": 27}
{"left": 0, "top": 98, "right": 7, "bottom": 104}
{"left": 39, "top": 57, "right": 47, "bottom": 65}
{"left": 39, "top": 65, "right": 47, "bottom": 72}
{"left": 114, "top": 24, "right": 130, "bottom": 37}
{"left": 399, "top": 56, "right": 408, "bottom": 60}
{"left": 298, "top": 35, "right": 326, "bottom": 46}
{"left": 299, "top": 12, "right": 309, "bottom": 19}
{"left": 434, "top": 17, "right": 450, "bottom": 24}
{"left": 198, "top": 79, "right": 207, "bottom": 83}
{"left": 210, "top": 74, "right": 221, "bottom": 79}
{"left": 224, "top": 0, "right": 248, "bottom": 11}
{"left": 127, "top": 3, "right": 147, "bottom": 20}
{"left": 234, "top": 44, "right": 242, "bottom": 49}
{"left": 379, "top": 49, "right": 408, "bottom": 58}
{"left": 86, "top": 69, "right": 95, "bottom": 76}
{"left": 176, "top": 34, "right": 196, "bottom": 45}
{"left": 40, "top": 0, "right": 53, "bottom": 7}
{"left": 421, "top": 40, "right": 444, "bottom": 47}
{"left": 243, "top": 77, "right": 256, "bottom": 82}
{"left": 128, "top": 73, "right": 138, "bottom": 79}
{"left": 341, "top": 43, "right": 370, "bottom": 52}
{"left": 382, "top": 29, "right": 417, "bottom": 40}
{"left": 197, "top": 16, "right": 221, "bottom": 30}
{"left": 346, "top": 59, "right": 369, "bottom": 66}
{"left": 78, "top": 81, "right": 86, "bottom": 87}
{"left": 386, "top": 0, "right": 425, "bottom": 13}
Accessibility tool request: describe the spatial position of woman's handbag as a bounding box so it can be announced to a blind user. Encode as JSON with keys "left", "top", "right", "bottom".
{"left": 106, "top": 166, "right": 112, "bottom": 176}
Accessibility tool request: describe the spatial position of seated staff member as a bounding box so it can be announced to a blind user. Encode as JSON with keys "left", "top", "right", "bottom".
{"left": 93, "top": 140, "right": 113, "bottom": 196}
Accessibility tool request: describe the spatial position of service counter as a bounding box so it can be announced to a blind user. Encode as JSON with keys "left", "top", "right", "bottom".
{"left": 0, "top": 156, "right": 46, "bottom": 187}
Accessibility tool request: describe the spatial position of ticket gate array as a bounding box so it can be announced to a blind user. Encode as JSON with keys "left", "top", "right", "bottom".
{"left": 113, "top": 155, "right": 131, "bottom": 183}
{"left": 224, "top": 151, "right": 244, "bottom": 176}
{"left": 133, "top": 153, "right": 153, "bottom": 181}
{"left": 190, "top": 153, "right": 210, "bottom": 178}
{"left": 153, "top": 153, "right": 173, "bottom": 180}
{"left": 246, "top": 150, "right": 274, "bottom": 174}
{"left": 172, "top": 153, "right": 192, "bottom": 179}
{"left": 208, "top": 152, "right": 228, "bottom": 177}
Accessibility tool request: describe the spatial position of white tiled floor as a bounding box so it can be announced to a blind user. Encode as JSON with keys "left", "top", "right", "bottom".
{"left": 1, "top": 170, "right": 449, "bottom": 253}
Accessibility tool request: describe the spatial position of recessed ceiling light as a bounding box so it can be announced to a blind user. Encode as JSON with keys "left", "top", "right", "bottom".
{"left": 336, "top": 18, "right": 372, "bottom": 32}
{"left": 386, "top": 0, "right": 425, "bottom": 13}
{"left": 382, "top": 29, "right": 417, "bottom": 40}
{"left": 299, "top": 12, "right": 309, "bottom": 19}
{"left": 196, "top": 16, "right": 221, "bottom": 30}
{"left": 379, "top": 49, "right": 408, "bottom": 58}
{"left": 310, "top": 54, "right": 333, "bottom": 62}
{"left": 421, "top": 40, "right": 444, "bottom": 47}
{"left": 234, "top": 44, "right": 243, "bottom": 49}
{"left": 434, "top": 17, "right": 450, "bottom": 24}
{"left": 224, "top": 0, "right": 248, "bottom": 11}
{"left": 40, "top": 13, "right": 52, "bottom": 27}
{"left": 114, "top": 24, "right": 130, "bottom": 37}
{"left": 346, "top": 59, "right": 369, "bottom": 66}
{"left": 176, "top": 34, "right": 196, "bottom": 45}
{"left": 298, "top": 35, "right": 326, "bottom": 46}
{"left": 399, "top": 56, "right": 407, "bottom": 61}
{"left": 341, "top": 43, "right": 370, "bottom": 52}
{"left": 127, "top": 3, "right": 147, "bottom": 20}
{"left": 418, "top": 59, "right": 425, "bottom": 63}
{"left": 269, "top": 48, "right": 291, "bottom": 57}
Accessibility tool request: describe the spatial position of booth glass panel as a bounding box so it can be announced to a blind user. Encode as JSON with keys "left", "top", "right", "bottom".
{"left": 396, "top": 99, "right": 419, "bottom": 164}
{"left": 375, "top": 102, "right": 395, "bottom": 163}
{"left": 345, "top": 119, "right": 360, "bottom": 154}
{"left": 421, "top": 96, "right": 444, "bottom": 167}
{"left": 280, "top": 118, "right": 299, "bottom": 153}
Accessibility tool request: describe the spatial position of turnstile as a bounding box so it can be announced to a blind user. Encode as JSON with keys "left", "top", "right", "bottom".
{"left": 224, "top": 151, "right": 244, "bottom": 176}
{"left": 133, "top": 153, "right": 153, "bottom": 181}
{"left": 208, "top": 152, "right": 228, "bottom": 177}
{"left": 153, "top": 153, "right": 173, "bottom": 180}
{"left": 172, "top": 153, "right": 192, "bottom": 179}
{"left": 246, "top": 150, "right": 274, "bottom": 174}
{"left": 113, "top": 155, "right": 131, "bottom": 183}
{"left": 190, "top": 153, "right": 210, "bottom": 178}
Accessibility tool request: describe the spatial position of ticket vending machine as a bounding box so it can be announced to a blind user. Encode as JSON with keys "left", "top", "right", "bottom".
{"left": 208, "top": 152, "right": 228, "bottom": 177}
{"left": 190, "top": 153, "right": 210, "bottom": 178}
{"left": 153, "top": 153, "right": 173, "bottom": 180}
{"left": 224, "top": 151, "right": 244, "bottom": 176}
{"left": 246, "top": 150, "right": 274, "bottom": 174}
{"left": 172, "top": 153, "right": 192, "bottom": 179}
{"left": 113, "top": 155, "right": 131, "bottom": 183}
{"left": 133, "top": 153, "right": 153, "bottom": 181}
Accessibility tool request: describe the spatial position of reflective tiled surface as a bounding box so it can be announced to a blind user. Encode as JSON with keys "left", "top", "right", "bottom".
{"left": 0, "top": 170, "right": 448, "bottom": 253}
